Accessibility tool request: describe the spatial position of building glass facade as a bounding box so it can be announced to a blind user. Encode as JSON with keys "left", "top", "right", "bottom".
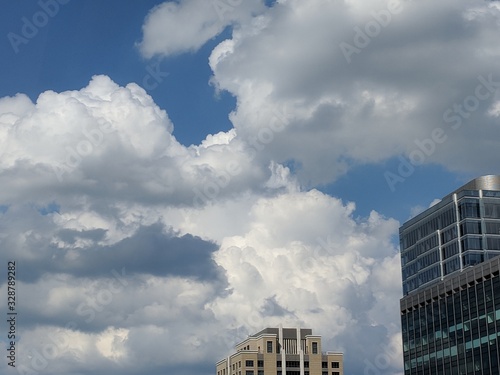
{"left": 401, "top": 261, "right": 500, "bottom": 374}
{"left": 400, "top": 176, "right": 500, "bottom": 375}
{"left": 400, "top": 176, "right": 500, "bottom": 296}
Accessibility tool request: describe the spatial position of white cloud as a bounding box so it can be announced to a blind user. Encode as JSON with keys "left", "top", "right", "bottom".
{"left": 0, "top": 164, "right": 402, "bottom": 375}
{"left": 208, "top": 0, "right": 500, "bottom": 185}
{"left": 0, "top": 75, "right": 279, "bottom": 210}
{"left": 205, "top": 190, "right": 402, "bottom": 374}
{"left": 4, "top": 1, "right": 493, "bottom": 206}
{"left": 4, "top": 1, "right": 500, "bottom": 374}
{"left": 95, "top": 327, "right": 129, "bottom": 361}
{"left": 138, "top": 0, "right": 267, "bottom": 58}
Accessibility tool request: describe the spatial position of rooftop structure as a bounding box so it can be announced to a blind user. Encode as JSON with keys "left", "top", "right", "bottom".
{"left": 216, "top": 326, "right": 343, "bottom": 375}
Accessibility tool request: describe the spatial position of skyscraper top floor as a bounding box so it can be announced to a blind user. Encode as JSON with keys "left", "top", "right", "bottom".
{"left": 400, "top": 175, "right": 500, "bottom": 295}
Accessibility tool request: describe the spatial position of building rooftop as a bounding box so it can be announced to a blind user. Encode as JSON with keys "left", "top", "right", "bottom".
{"left": 400, "top": 175, "right": 500, "bottom": 232}
{"left": 250, "top": 327, "right": 313, "bottom": 339}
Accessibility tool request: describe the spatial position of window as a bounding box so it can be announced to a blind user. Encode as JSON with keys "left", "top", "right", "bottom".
{"left": 459, "top": 200, "right": 480, "bottom": 219}
{"left": 460, "top": 221, "right": 482, "bottom": 235}
{"left": 485, "top": 221, "right": 500, "bottom": 234}
{"left": 332, "top": 372, "right": 340, "bottom": 375}
{"left": 443, "top": 256, "right": 460, "bottom": 276}
{"left": 441, "top": 226, "right": 457, "bottom": 244}
{"left": 239, "top": 361, "right": 241, "bottom": 368}
{"left": 463, "top": 253, "right": 484, "bottom": 266}
{"left": 277, "top": 361, "right": 282, "bottom": 368}
{"left": 245, "top": 361, "right": 254, "bottom": 367}
{"left": 439, "top": 207, "right": 456, "bottom": 228}
{"left": 461, "top": 237, "right": 483, "bottom": 250}
{"left": 443, "top": 241, "right": 459, "bottom": 259}
{"left": 484, "top": 202, "right": 500, "bottom": 219}
{"left": 487, "top": 237, "right": 500, "bottom": 250}
{"left": 322, "top": 362, "right": 328, "bottom": 368}
{"left": 312, "top": 342, "right": 318, "bottom": 354}
{"left": 267, "top": 341, "right": 273, "bottom": 353}
{"left": 332, "top": 362, "right": 340, "bottom": 368}
{"left": 257, "top": 360, "right": 264, "bottom": 367}
{"left": 245, "top": 371, "right": 254, "bottom": 375}
{"left": 258, "top": 371, "right": 264, "bottom": 375}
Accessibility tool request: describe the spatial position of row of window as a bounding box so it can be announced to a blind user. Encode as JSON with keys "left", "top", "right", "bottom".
{"left": 460, "top": 238, "right": 500, "bottom": 253}
{"left": 458, "top": 200, "right": 500, "bottom": 218}
{"left": 243, "top": 360, "right": 265, "bottom": 368}
{"left": 220, "top": 359, "right": 341, "bottom": 374}
{"left": 458, "top": 199, "right": 500, "bottom": 220}
{"left": 402, "top": 275, "right": 500, "bottom": 375}
{"left": 403, "top": 242, "right": 500, "bottom": 294}
{"left": 277, "top": 372, "right": 339, "bottom": 375}
{"left": 402, "top": 249, "right": 440, "bottom": 279}
{"left": 404, "top": 331, "right": 500, "bottom": 372}
{"left": 276, "top": 361, "right": 340, "bottom": 368}
{"left": 220, "top": 369, "right": 264, "bottom": 375}
{"left": 404, "top": 309, "right": 500, "bottom": 352}
{"left": 401, "top": 234, "right": 439, "bottom": 266}
{"left": 223, "top": 369, "right": 342, "bottom": 375}
{"left": 224, "top": 360, "right": 265, "bottom": 373}
{"left": 402, "top": 220, "right": 500, "bottom": 268}
{"left": 461, "top": 251, "right": 500, "bottom": 267}
{"left": 457, "top": 190, "right": 480, "bottom": 198}
{"left": 270, "top": 339, "right": 319, "bottom": 355}
{"left": 443, "top": 256, "right": 460, "bottom": 276}
{"left": 442, "top": 233, "right": 500, "bottom": 259}
{"left": 405, "top": 236, "right": 500, "bottom": 266}
{"left": 403, "top": 265, "right": 441, "bottom": 295}
{"left": 402, "top": 206, "right": 456, "bottom": 249}
{"left": 324, "top": 362, "right": 340, "bottom": 368}
{"left": 401, "top": 198, "right": 500, "bottom": 251}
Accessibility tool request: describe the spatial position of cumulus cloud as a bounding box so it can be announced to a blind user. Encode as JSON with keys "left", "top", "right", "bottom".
{"left": 138, "top": 0, "right": 267, "bottom": 57}
{"left": 208, "top": 0, "right": 500, "bottom": 185}
{"left": 0, "top": 75, "right": 279, "bottom": 210}
{"left": 0, "top": 168, "right": 402, "bottom": 375}
{"left": 205, "top": 190, "right": 402, "bottom": 374}
{"left": 4, "top": 0, "right": 500, "bottom": 374}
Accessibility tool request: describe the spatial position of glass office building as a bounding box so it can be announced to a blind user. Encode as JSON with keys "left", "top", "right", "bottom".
{"left": 400, "top": 175, "right": 500, "bottom": 374}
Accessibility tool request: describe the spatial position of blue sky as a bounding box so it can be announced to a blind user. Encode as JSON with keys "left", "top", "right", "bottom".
{"left": 0, "top": 1, "right": 236, "bottom": 146}
{"left": 0, "top": 1, "right": 499, "bottom": 375}
{"left": 0, "top": 0, "right": 476, "bottom": 222}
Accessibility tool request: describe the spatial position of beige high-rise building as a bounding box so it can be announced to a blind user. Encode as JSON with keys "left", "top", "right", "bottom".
{"left": 216, "top": 326, "right": 344, "bottom": 375}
